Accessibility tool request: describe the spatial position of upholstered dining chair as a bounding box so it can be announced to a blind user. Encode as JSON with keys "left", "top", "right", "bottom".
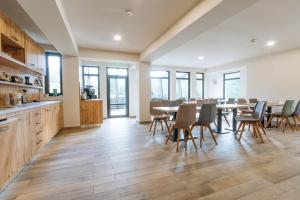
{"left": 291, "top": 100, "right": 300, "bottom": 130}
{"left": 149, "top": 100, "right": 170, "bottom": 135}
{"left": 165, "top": 103, "right": 197, "bottom": 152}
{"left": 236, "top": 101, "right": 267, "bottom": 143}
{"left": 191, "top": 104, "right": 217, "bottom": 148}
{"left": 237, "top": 98, "right": 249, "bottom": 114}
{"left": 266, "top": 100, "right": 295, "bottom": 133}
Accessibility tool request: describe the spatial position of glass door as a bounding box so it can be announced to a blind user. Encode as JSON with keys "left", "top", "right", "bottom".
{"left": 107, "top": 68, "right": 129, "bottom": 118}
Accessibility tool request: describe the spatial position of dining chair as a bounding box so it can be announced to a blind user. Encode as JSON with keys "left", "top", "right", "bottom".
{"left": 236, "top": 101, "right": 267, "bottom": 143}
{"left": 189, "top": 97, "right": 196, "bottom": 102}
{"left": 191, "top": 104, "right": 217, "bottom": 148}
{"left": 165, "top": 104, "right": 197, "bottom": 152}
{"left": 249, "top": 98, "right": 258, "bottom": 104}
{"left": 291, "top": 100, "right": 300, "bottom": 130}
{"left": 149, "top": 100, "right": 170, "bottom": 135}
{"left": 266, "top": 100, "right": 295, "bottom": 133}
{"left": 237, "top": 98, "right": 249, "bottom": 114}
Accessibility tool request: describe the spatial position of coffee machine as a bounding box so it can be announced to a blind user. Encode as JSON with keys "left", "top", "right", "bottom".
{"left": 83, "top": 85, "right": 97, "bottom": 99}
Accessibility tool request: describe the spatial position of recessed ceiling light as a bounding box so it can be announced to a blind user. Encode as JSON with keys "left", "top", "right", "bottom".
{"left": 266, "top": 40, "right": 276, "bottom": 47}
{"left": 198, "top": 56, "right": 204, "bottom": 60}
{"left": 113, "top": 34, "right": 122, "bottom": 41}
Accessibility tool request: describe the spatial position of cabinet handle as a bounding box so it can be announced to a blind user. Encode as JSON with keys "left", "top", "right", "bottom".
{"left": 36, "top": 130, "right": 42, "bottom": 135}
{"left": 36, "top": 122, "right": 41, "bottom": 125}
{"left": 0, "top": 127, "right": 8, "bottom": 134}
{"left": 10, "top": 35, "right": 18, "bottom": 42}
{"left": 36, "top": 140, "right": 42, "bottom": 145}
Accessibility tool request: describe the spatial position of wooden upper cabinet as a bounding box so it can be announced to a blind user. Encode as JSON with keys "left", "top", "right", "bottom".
{"left": 0, "top": 12, "right": 6, "bottom": 35}
{"left": 25, "top": 36, "right": 38, "bottom": 67}
{"left": 1, "top": 15, "right": 25, "bottom": 48}
{"left": 37, "top": 46, "right": 46, "bottom": 69}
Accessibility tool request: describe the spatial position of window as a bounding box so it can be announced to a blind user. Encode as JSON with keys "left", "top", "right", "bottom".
{"left": 45, "top": 52, "right": 62, "bottom": 95}
{"left": 223, "top": 71, "right": 241, "bottom": 99}
{"left": 176, "top": 72, "right": 190, "bottom": 101}
{"left": 151, "top": 70, "right": 170, "bottom": 100}
{"left": 82, "top": 66, "right": 100, "bottom": 98}
{"left": 196, "top": 73, "right": 204, "bottom": 99}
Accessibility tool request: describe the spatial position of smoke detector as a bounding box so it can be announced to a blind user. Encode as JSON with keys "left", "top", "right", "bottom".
{"left": 125, "top": 10, "right": 133, "bottom": 17}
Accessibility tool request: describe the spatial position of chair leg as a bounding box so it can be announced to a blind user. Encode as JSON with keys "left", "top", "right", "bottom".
{"left": 293, "top": 116, "right": 298, "bottom": 130}
{"left": 259, "top": 122, "right": 267, "bottom": 135}
{"left": 163, "top": 119, "right": 169, "bottom": 132}
{"left": 287, "top": 117, "right": 295, "bottom": 132}
{"left": 254, "top": 122, "right": 264, "bottom": 143}
{"left": 282, "top": 117, "right": 286, "bottom": 133}
{"left": 188, "top": 128, "right": 197, "bottom": 150}
{"left": 214, "top": 121, "right": 218, "bottom": 129}
{"left": 266, "top": 116, "right": 273, "bottom": 128}
{"left": 149, "top": 120, "right": 154, "bottom": 132}
{"left": 165, "top": 126, "right": 174, "bottom": 144}
{"left": 223, "top": 115, "right": 230, "bottom": 127}
{"left": 176, "top": 128, "right": 181, "bottom": 152}
{"left": 208, "top": 124, "right": 217, "bottom": 145}
{"left": 160, "top": 120, "right": 163, "bottom": 131}
{"left": 236, "top": 122, "right": 243, "bottom": 134}
{"left": 252, "top": 122, "right": 257, "bottom": 138}
{"left": 191, "top": 124, "right": 195, "bottom": 131}
{"left": 276, "top": 117, "right": 279, "bottom": 128}
{"left": 238, "top": 122, "right": 246, "bottom": 142}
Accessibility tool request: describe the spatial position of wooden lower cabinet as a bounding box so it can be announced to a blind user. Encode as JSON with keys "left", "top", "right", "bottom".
{"left": 0, "top": 102, "right": 63, "bottom": 191}
{"left": 80, "top": 99, "right": 103, "bottom": 125}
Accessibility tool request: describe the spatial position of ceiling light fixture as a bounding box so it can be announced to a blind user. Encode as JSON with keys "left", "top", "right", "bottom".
{"left": 266, "top": 40, "right": 276, "bottom": 47}
{"left": 113, "top": 34, "right": 122, "bottom": 41}
{"left": 125, "top": 10, "right": 133, "bottom": 17}
{"left": 198, "top": 56, "right": 204, "bottom": 60}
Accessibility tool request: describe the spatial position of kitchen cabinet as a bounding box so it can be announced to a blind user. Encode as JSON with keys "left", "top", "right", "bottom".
{"left": 58, "top": 103, "right": 64, "bottom": 130}
{"left": 25, "top": 36, "right": 38, "bottom": 68}
{"left": 37, "top": 46, "right": 46, "bottom": 70}
{"left": 0, "top": 12, "right": 7, "bottom": 36}
{"left": 0, "top": 117, "right": 19, "bottom": 190}
{"left": 80, "top": 99, "right": 103, "bottom": 125}
{"left": 0, "top": 102, "right": 63, "bottom": 191}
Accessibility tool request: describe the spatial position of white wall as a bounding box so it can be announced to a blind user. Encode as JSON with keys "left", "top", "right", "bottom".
{"left": 151, "top": 65, "right": 205, "bottom": 99}
{"left": 62, "top": 56, "right": 81, "bottom": 127}
{"left": 205, "top": 48, "right": 300, "bottom": 102}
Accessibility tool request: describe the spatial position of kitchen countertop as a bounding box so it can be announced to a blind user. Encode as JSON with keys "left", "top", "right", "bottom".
{"left": 0, "top": 101, "right": 62, "bottom": 115}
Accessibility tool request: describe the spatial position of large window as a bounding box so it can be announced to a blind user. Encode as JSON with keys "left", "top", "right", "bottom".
{"left": 223, "top": 71, "right": 241, "bottom": 99}
{"left": 176, "top": 72, "right": 190, "bottom": 101}
{"left": 45, "top": 52, "right": 62, "bottom": 95}
{"left": 196, "top": 73, "right": 204, "bottom": 99}
{"left": 82, "top": 66, "right": 100, "bottom": 98}
{"left": 151, "top": 70, "right": 170, "bottom": 100}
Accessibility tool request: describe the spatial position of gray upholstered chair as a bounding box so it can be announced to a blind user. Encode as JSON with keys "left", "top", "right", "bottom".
{"left": 266, "top": 100, "right": 295, "bottom": 133}
{"left": 192, "top": 104, "right": 217, "bottom": 148}
{"left": 291, "top": 101, "right": 300, "bottom": 130}
{"left": 165, "top": 104, "right": 197, "bottom": 152}
{"left": 149, "top": 100, "right": 170, "bottom": 135}
{"left": 236, "top": 101, "right": 267, "bottom": 143}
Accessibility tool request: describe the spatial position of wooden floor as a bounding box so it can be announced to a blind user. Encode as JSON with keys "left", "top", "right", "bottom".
{"left": 1, "top": 118, "right": 300, "bottom": 200}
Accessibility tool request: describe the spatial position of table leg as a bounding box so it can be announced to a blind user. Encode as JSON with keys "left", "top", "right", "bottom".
{"left": 232, "top": 108, "right": 237, "bottom": 131}
{"left": 214, "top": 108, "right": 230, "bottom": 134}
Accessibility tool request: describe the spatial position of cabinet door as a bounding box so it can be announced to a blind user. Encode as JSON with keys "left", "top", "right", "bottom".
{"left": 45, "top": 106, "right": 53, "bottom": 141}
{"left": 6, "top": 20, "right": 24, "bottom": 48}
{"left": 20, "top": 112, "right": 31, "bottom": 163}
{"left": 0, "top": 11, "right": 7, "bottom": 35}
{"left": 37, "top": 46, "right": 46, "bottom": 70}
{"left": 58, "top": 103, "right": 63, "bottom": 130}
{"left": 0, "top": 117, "right": 18, "bottom": 190}
{"left": 25, "top": 36, "right": 38, "bottom": 67}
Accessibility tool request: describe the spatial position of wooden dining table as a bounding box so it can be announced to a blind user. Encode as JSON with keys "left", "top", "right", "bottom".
{"left": 154, "top": 102, "right": 283, "bottom": 141}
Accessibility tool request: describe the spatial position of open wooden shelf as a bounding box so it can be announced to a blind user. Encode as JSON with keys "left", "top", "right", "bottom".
{"left": 0, "top": 53, "right": 45, "bottom": 76}
{"left": 0, "top": 80, "right": 43, "bottom": 89}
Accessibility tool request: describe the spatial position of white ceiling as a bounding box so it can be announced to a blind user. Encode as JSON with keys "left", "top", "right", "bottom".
{"left": 153, "top": 0, "right": 300, "bottom": 68}
{"left": 61, "top": 0, "right": 201, "bottom": 53}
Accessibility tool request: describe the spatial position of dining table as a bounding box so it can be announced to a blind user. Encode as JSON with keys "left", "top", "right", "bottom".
{"left": 154, "top": 102, "right": 284, "bottom": 141}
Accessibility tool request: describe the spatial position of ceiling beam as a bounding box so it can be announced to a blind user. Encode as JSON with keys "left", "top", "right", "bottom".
{"left": 140, "top": 0, "right": 259, "bottom": 63}
{"left": 17, "top": 0, "right": 78, "bottom": 56}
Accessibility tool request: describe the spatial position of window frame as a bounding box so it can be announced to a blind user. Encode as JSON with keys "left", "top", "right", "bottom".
{"left": 223, "top": 71, "right": 240, "bottom": 99}
{"left": 45, "top": 51, "right": 63, "bottom": 96}
{"left": 150, "top": 70, "right": 170, "bottom": 100}
{"left": 176, "top": 71, "right": 190, "bottom": 100}
{"left": 196, "top": 72, "right": 204, "bottom": 99}
{"left": 82, "top": 65, "right": 100, "bottom": 99}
